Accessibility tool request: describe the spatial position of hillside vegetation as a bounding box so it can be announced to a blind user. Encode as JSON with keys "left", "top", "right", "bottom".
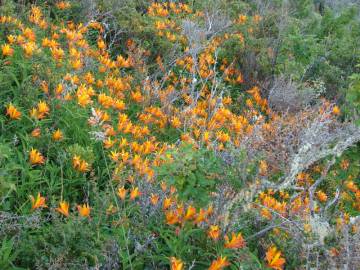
{"left": 0, "top": 0, "right": 359, "bottom": 269}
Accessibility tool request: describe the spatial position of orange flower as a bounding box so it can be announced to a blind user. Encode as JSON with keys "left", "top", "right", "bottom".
{"left": 30, "top": 193, "right": 47, "bottom": 210}
{"left": 259, "top": 160, "right": 268, "bottom": 176}
{"left": 265, "top": 246, "right": 285, "bottom": 270}
{"left": 71, "top": 59, "right": 83, "bottom": 70}
{"left": 31, "top": 101, "right": 50, "bottom": 119}
{"left": 339, "top": 159, "right": 349, "bottom": 170}
{"left": 109, "top": 150, "right": 120, "bottom": 162}
{"left": 56, "top": 201, "right": 70, "bottom": 217}
{"left": 208, "top": 225, "right": 220, "bottom": 241}
{"left": 29, "top": 6, "right": 43, "bottom": 25}
{"left": 332, "top": 105, "right": 340, "bottom": 115}
{"left": 150, "top": 193, "right": 159, "bottom": 205}
{"left": 23, "top": 28, "right": 36, "bottom": 41}
{"left": 208, "top": 256, "right": 230, "bottom": 270}
{"left": 170, "top": 257, "right": 184, "bottom": 270}
{"left": 29, "top": 148, "right": 45, "bottom": 165}
{"left": 260, "top": 207, "right": 273, "bottom": 220}
{"left": 5, "top": 103, "right": 21, "bottom": 120}
{"left": 56, "top": 1, "right": 71, "bottom": 10}
{"left": 329, "top": 247, "right": 340, "bottom": 257}
{"left": 51, "top": 47, "right": 65, "bottom": 62}
{"left": 37, "top": 100, "right": 50, "bottom": 118}
{"left": 119, "top": 137, "right": 128, "bottom": 148}
{"left": 29, "top": 108, "right": 39, "bottom": 119}
{"left": 72, "top": 155, "right": 81, "bottom": 167}
{"left": 130, "top": 187, "right": 140, "bottom": 200}
{"left": 194, "top": 208, "right": 207, "bottom": 224}
{"left": 237, "top": 14, "right": 247, "bottom": 24}
{"left": 72, "top": 155, "right": 90, "bottom": 172}
{"left": 77, "top": 159, "right": 90, "bottom": 172}
{"left": 206, "top": 205, "right": 214, "bottom": 216}
{"left": 117, "top": 186, "right": 127, "bottom": 200}
{"left": 104, "top": 137, "right": 116, "bottom": 149}
{"left": 203, "top": 131, "right": 211, "bottom": 144}
{"left": 120, "top": 151, "right": 130, "bottom": 163}
{"left": 224, "top": 232, "right": 246, "bottom": 249}
{"left": 163, "top": 197, "right": 172, "bottom": 209}
{"left": 7, "top": 35, "right": 16, "bottom": 44}
{"left": 31, "top": 127, "right": 41, "bottom": 138}
{"left": 52, "top": 129, "right": 63, "bottom": 141}
{"left": 253, "top": 15, "right": 262, "bottom": 23}
{"left": 97, "top": 39, "right": 106, "bottom": 50}
{"left": 161, "top": 181, "right": 167, "bottom": 192}
{"left": 166, "top": 210, "right": 179, "bottom": 225}
{"left": 184, "top": 205, "right": 196, "bottom": 220}
{"left": 22, "top": 42, "right": 37, "bottom": 57}
{"left": 77, "top": 92, "right": 91, "bottom": 107}
{"left": 216, "top": 131, "right": 230, "bottom": 143}
{"left": 131, "top": 91, "right": 143, "bottom": 103}
{"left": 113, "top": 99, "right": 126, "bottom": 111}
{"left": 170, "top": 116, "right": 182, "bottom": 128}
{"left": 55, "top": 83, "right": 64, "bottom": 95}
{"left": 77, "top": 203, "right": 91, "bottom": 218}
{"left": 345, "top": 181, "right": 358, "bottom": 193}
{"left": 316, "top": 190, "right": 328, "bottom": 202}
{"left": 170, "top": 185, "right": 177, "bottom": 194}
{"left": 1, "top": 44, "right": 14, "bottom": 56}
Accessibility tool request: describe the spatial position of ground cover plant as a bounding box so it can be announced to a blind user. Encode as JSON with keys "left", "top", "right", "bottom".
{"left": 0, "top": 0, "right": 359, "bottom": 269}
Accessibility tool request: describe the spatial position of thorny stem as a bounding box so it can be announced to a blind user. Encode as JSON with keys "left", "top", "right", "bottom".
{"left": 252, "top": 202, "right": 304, "bottom": 232}
{"left": 246, "top": 221, "right": 287, "bottom": 240}
{"left": 323, "top": 188, "right": 340, "bottom": 213}
{"left": 308, "top": 157, "right": 336, "bottom": 216}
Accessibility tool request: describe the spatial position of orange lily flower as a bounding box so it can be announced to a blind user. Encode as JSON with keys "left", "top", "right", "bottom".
{"left": 166, "top": 210, "right": 179, "bottom": 225}
{"left": 161, "top": 181, "right": 167, "bottom": 192}
{"left": 52, "top": 129, "right": 63, "bottom": 141}
{"left": 184, "top": 205, "right": 196, "bottom": 221}
{"left": 56, "top": 201, "right": 70, "bottom": 217}
{"left": 5, "top": 103, "right": 21, "bottom": 120}
{"left": 117, "top": 186, "right": 127, "bottom": 200}
{"left": 130, "top": 187, "right": 140, "bottom": 200}
{"left": 1, "top": 44, "right": 14, "bottom": 56}
{"left": 56, "top": 1, "right": 71, "bottom": 10}
{"left": 266, "top": 246, "right": 285, "bottom": 270}
{"left": 77, "top": 203, "right": 91, "bottom": 218}
{"left": 316, "top": 190, "right": 328, "bottom": 202}
{"left": 170, "top": 257, "right": 184, "bottom": 270}
{"left": 150, "top": 193, "right": 159, "bottom": 205}
{"left": 208, "top": 225, "right": 220, "bottom": 241}
{"left": 163, "top": 197, "right": 172, "bottom": 210}
{"left": 170, "top": 116, "right": 181, "bottom": 128}
{"left": 208, "top": 256, "right": 230, "bottom": 270}
{"left": 31, "top": 128, "right": 41, "bottom": 138}
{"left": 194, "top": 208, "right": 207, "bottom": 224}
{"left": 30, "top": 193, "right": 47, "bottom": 210}
{"left": 29, "top": 148, "right": 45, "bottom": 165}
{"left": 37, "top": 100, "right": 50, "bottom": 119}
{"left": 72, "top": 155, "right": 90, "bottom": 172}
{"left": 332, "top": 105, "right": 340, "bottom": 115}
{"left": 224, "top": 232, "right": 246, "bottom": 249}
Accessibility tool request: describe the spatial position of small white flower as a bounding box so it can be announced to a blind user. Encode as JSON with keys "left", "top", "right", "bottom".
{"left": 89, "top": 131, "right": 106, "bottom": 142}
